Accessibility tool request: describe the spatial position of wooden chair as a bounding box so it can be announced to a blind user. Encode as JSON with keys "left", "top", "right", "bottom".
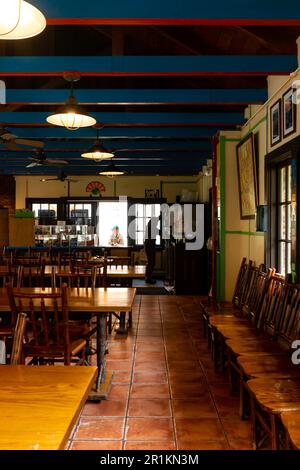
{"left": 10, "top": 312, "right": 27, "bottom": 365}
{"left": 209, "top": 264, "right": 269, "bottom": 371}
{"left": 226, "top": 278, "right": 299, "bottom": 419}
{"left": 17, "top": 259, "right": 46, "bottom": 288}
{"left": 6, "top": 284, "right": 86, "bottom": 365}
{"left": 201, "top": 258, "right": 250, "bottom": 340}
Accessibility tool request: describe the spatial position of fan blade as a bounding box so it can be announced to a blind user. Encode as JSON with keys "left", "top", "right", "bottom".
{"left": 15, "top": 139, "right": 44, "bottom": 148}
{"left": 26, "top": 162, "right": 42, "bottom": 168}
{"left": 5, "top": 142, "right": 24, "bottom": 151}
{"left": 46, "top": 158, "right": 68, "bottom": 166}
{"left": 41, "top": 178, "right": 58, "bottom": 182}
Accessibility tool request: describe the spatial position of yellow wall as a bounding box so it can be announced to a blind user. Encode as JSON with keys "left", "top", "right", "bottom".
{"left": 218, "top": 130, "right": 265, "bottom": 301}
{"left": 14, "top": 175, "right": 208, "bottom": 208}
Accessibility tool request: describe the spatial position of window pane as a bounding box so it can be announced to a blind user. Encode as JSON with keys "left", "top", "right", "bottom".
{"left": 137, "top": 218, "right": 145, "bottom": 231}
{"left": 280, "top": 167, "right": 286, "bottom": 203}
{"left": 136, "top": 204, "right": 143, "bottom": 217}
{"left": 32, "top": 204, "right": 40, "bottom": 218}
{"left": 287, "top": 204, "right": 291, "bottom": 240}
{"left": 279, "top": 242, "right": 286, "bottom": 276}
{"left": 287, "top": 165, "right": 292, "bottom": 201}
{"left": 137, "top": 232, "right": 144, "bottom": 245}
{"left": 287, "top": 243, "right": 291, "bottom": 274}
{"left": 280, "top": 205, "right": 286, "bottom": 239}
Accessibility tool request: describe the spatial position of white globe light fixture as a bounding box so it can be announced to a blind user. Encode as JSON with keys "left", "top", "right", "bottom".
{"left": 0, "top": 0, "right": 46, "bottom": 40}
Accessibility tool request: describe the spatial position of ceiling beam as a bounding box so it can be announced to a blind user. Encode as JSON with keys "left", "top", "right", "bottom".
{"left": 31, "top": 0, "right": 300, "bottom": 22}
{"left": 5, "top": 88, "right": 267, "bottom": 104}
{"left": 0, "top": 111, "right": 245, "bottom": 125}
{"left": 0, "top": 56, "right": 295, "bottom": 76}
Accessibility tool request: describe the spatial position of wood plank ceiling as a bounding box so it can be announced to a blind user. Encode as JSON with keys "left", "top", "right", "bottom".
{"left": 0, "top": 0, "right": 299, "bottom": 176}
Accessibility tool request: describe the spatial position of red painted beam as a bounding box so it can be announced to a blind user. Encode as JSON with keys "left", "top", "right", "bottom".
{"left": 46, "top": 18, "right": 300, "bottom": 26}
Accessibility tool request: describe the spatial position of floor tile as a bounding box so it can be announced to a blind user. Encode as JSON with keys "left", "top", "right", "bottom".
{"left": 128, "top": 399, "right": 171, "bottom": 417}
{"left": 74, "top": 418, "right": 125, "bottom": 440}
{"left": 172, "top": 398, "right": 217, "bottom": 418}
{"left": 175, "top": 418, "right": 225, "bottom": 442}
{"left": 125, "top": 418, "right": 174, "bottom": 441}
{"left": 125, "top": 441, "right": 176, "bottom": 450}
{"left": 71, "top": 441, "right": 123, "bottom": 450}
{"left": 177, "top": 440, "right": 229, "bottom": 450}
{"left": 82, "top": 400, "right": 127, "bottom": 418}
{"left": 133, "top": 371, "right": 168, "bottom": 384}
{"left": 130, "top": 383, "right": 170, "bottom": 399}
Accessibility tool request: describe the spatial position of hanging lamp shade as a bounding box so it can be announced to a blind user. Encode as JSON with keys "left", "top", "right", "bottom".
{"left": 99, "top": 162, "right": 125, "bottom": 178}
{"left": 81, "top": 130, "right": 114, "bottom": 161}
{"left": 0, "top": 0, "right": 46, "bottom": 40}
{"left": 47, "top": 94, "right": 96, "bottom": 131}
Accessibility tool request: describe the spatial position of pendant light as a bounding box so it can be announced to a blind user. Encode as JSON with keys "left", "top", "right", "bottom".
{"left": 0, "top": 0, "right": 46, "bottom": 40}
{"left": 81, "top": 128, "right": 114, "bottom": 161}
{"left": 46, "top": 73, "right": 96, "bottom": 131}
{"left": 99, "top": 161, "right": 125, "bottom": 178}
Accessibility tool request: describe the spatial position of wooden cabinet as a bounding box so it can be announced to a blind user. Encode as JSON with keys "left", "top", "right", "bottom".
{"left": 0, "top": 209, "right": 9, "bottom": 247}
{"left": 166, "top": 242, "right": 209, "bottom": 295}
{"left": 9, "top": 218, "right": 35, "bottom": 246}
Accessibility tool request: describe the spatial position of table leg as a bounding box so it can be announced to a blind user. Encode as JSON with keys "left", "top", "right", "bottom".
{"left": 116, "top": 312, "right": 127, "bottom": 334}
{"left": 88, "top": 313, "right": 113, "bottom": 401}
{"left": 96, "top": 313, "right": 107, "bottom": 390}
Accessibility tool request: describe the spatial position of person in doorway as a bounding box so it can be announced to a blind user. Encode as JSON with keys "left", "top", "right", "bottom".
{"left": 144, "top": 216, "right": 159, "bottom": 284}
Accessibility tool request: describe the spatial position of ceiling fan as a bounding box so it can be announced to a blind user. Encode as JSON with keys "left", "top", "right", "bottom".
{"left": 0, "top": 128, "right": 44, "bottom": 151}
{"left": 40, "top": 172, "right": 78, "bottom": 183}
{"left": 26, "top": 150, "right": 68, "bottom": 168}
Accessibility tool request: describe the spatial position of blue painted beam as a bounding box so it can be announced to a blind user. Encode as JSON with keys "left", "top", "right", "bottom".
{"left": 0, "top": 140, "right": 211, "bottom": 151}
{"left": 0, "top": 56, "right": 296, "bottom": 74}
{"left": 3, "top": 127, "right": 222, "bottom": 139}
{"left": 32, "top": 0, "right": 300, "bottom": 20}
{"left": 0, "top": 152, "right": 210, "bottom": 160}
{"left": 6, "top": 89, "right": 267, "bottom": 104}
{"left": 0, "top": 112, "right": 245, "bottom": 124}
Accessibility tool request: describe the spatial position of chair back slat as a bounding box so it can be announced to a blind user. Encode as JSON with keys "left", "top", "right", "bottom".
{"left": 10, "top": 312, "right": 27, "bottom": 365}
{"left": 6, "top": 285, "right": 72, "bottom": 365}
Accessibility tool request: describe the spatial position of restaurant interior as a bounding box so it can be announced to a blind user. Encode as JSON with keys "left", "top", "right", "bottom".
{"left": 1, "top": 0, "right": 300, "bottom": 453}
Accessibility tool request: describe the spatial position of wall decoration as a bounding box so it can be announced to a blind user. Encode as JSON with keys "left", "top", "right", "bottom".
{"left": 145, "top": 189, "right": 159, "bottom": 198}
{"left": 270, "top": 99, "right": 281, "bottom": 147}
{"left": 283, "top": 87, "right": 296, "bottom": 138}
{"left": 236, "top": 133, "right": 258, "bottom": 220}
{"left": 86, "top": 181, "right": 106, "bottom": 197}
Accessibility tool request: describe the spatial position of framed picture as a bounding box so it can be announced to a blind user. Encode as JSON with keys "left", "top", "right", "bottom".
{"left": 145, "top": 189, "right": 159, "bottom": 198}
{"left": 236, "top": 133, "right": 258, "bottom": 220}
{"left": 270, "top": 99, "right": 281, "bottom": 147}
{"left": 283, "top": 87, "right": 296, "bottom": 137}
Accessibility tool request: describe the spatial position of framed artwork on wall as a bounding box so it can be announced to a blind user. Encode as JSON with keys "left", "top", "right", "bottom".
{"left": 236, "top": 133, "right": 258, "bottom": 220}
{"left": 283, "top": 87, "right": 296, "bottom": 138}
{"left": 270, "top": 99, "right": 281, "bottom": 147}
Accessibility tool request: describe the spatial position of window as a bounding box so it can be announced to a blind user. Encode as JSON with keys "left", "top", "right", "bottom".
{"left": 68, "top": 203, "right": 92, "bottom": 225}
{"left": 278, "top": 164, "right": 292, "bottom": 276}
{"left": 133, "top": 203, "right": 161, "bottom": 246}
{"left": 98, "top": 201, "right": 128, "bottom": 247}
{"left": 32, "top": 203, "right": 57, "bottom": 220}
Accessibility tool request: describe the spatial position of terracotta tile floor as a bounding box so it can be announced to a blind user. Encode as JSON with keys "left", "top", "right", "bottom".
{"left": 69, "top": 295, "right": 253, "bottom": 450}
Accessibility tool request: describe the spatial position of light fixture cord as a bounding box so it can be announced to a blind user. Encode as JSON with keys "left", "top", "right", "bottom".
{"left": 0, "top": 0, "right": 22, "bottom": 36}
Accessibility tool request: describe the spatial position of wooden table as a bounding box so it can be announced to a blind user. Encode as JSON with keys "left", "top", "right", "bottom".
{"left": 0, "top": 365, "right": 97, "bottom": 450}
{"left": 281, "top": 411, "right": 300, "bottom": 449}
{"left": 0, "top": 287, "right": 136, "bottom": 398}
